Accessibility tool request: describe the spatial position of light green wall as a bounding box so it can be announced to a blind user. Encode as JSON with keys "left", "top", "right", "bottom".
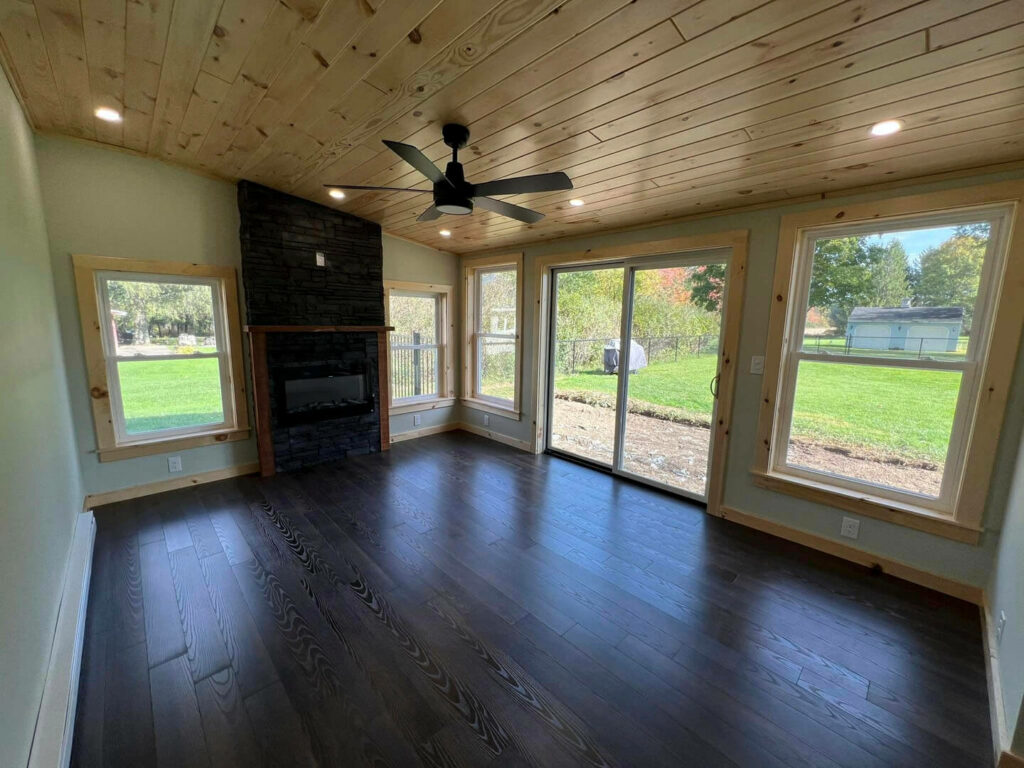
{"left": 989, "top": 384, "right": 1024, "bottom": 754}
{"left": 382, "top": 233, "right": 462, "bottom": 437}
{"left": 463, "top": 168, "right": 1024, "bottom": 588}
{"left": 34, "top": 135, "right": 258, "bottom": 496}
{"left": 0, "top": 78, "right": 83, "bottom": 766}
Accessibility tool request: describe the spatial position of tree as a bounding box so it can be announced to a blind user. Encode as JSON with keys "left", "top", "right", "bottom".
{"left": 807, "top": 236, "right": 888, "bottom": 334}
{"left": 685, "top": 263, "right": 727, "bottom": 312}
{"left": 871, "top": 240, "right": 910, "bottom": 308}
{"left": 915, "top": 226, "right": 988, "bottom": 330}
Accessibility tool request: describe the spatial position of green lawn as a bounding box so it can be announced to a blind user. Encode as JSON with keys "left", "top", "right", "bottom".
{"left": 555, "top": 355, "right": 958, "bottom": 462}
{"left": 118, "top": 357, "right": 224, "bottom": 434}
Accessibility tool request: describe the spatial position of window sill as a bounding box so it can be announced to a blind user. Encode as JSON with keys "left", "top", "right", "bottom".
{"left": 98, "top": 428, "right": 251, "bottom": 462}
{"left": 750, "top": 470, "right": 982, "bottom": 544}
{"left": 390, "top": 397, "right": 456, "bottom": 416}
{"left": 461, "top": 397, "right": 520, "bottom": 420}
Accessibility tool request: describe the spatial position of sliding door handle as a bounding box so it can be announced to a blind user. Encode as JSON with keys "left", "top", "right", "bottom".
{"left": 710, "top": 374, "right": 720, "bottom": 399}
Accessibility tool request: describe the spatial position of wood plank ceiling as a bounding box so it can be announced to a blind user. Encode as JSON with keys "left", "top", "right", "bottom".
{"left": 1, "top": 0, "right": 1022, "bottom": 253}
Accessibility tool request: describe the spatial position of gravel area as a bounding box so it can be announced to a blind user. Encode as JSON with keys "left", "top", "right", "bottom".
{"left": 550, "top": 398, "right": 942, "bottom": 498}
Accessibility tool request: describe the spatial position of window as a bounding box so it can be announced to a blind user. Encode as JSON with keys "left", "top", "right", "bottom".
{"left": 384, "top": 281, "right": 453, "bottom": 413}
{"left": 73, "top": 255, "right": 249, "bottom": 461}
{"left": 756, "top": 185, "right": 1024, "bottom": 539}
{"left": 463, "top": 254, "right": 523, "bottom": 416}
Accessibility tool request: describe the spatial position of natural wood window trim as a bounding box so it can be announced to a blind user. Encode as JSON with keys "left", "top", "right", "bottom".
{"left": 753, "top": 181, "right": 1024, "bottom": 541}
{"left": 72, "top": 254, "right": 250, "bottom": 462}
{"left": 384, "top": 280, "right": 455, "bottom": 412}
{"left": 461, "top": 252, "right": 524, "bottom": 414}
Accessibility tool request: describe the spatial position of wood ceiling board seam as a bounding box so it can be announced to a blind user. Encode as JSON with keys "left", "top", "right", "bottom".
{"left": 281, "top": 0, "right": 577, "bottom": 194}
{"left": 147, "top": 0, "right": 226, "bottom": 156}
{"left": 288, "top": 0, "right": 693, "bottom": 202}
{"left": 673, "top": 0, "right": 775, "bottom": 40}
{"left": 34, "top": 0, "right": 96, "bottom": 138}
{"left": 199, "top": 0, "right": 279, "bottom": 83}
{"left": 928, "top": 0, "right": 1024, "bottom": 51}
{"left": 0, "top": 2, "right": 66, "bottom": 129}
{"left": 226, "top": 0, "right": 442, "bottom": 176}
{"left": 332, "top": 19, "right": 687, "bottom": 211}
{"left": 82, "top": 13, "right": 125, "bottom": 146}
{"left": 332, "top": 0, "right": 914, "bottom": 207}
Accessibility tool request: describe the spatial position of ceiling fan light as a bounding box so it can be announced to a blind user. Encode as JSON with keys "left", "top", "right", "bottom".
{"left": 436, "top": 202, "right": 472, "bottom": 215}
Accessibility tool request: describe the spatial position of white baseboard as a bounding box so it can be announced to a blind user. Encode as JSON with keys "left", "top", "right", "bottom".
{"left": 456, "top": 422, "right": 533, "bottom": 452}
{"left": 984, "top": 598, "right": 1011, "bottom": 764}
{"left": 390, "top": 422, "right": 459, "bottom": 443}
{"left": 84, "top": 461, "right": 260, "bottom": 508}
{"left": 28, "top": 510, "right": 96, "bottom": 768}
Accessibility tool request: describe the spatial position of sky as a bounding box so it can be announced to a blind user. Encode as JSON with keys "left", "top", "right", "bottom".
{"left": 873, "top": 225, "right": 959, "bottom": 265}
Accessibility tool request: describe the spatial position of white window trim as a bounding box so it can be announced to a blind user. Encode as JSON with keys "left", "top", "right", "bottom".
{"left": 462, "top": 253, "right": 523, "bottom": 419}
{"left": 384, "top": 280, "right": 454, "bottom": 415}
{"left": 72, "top": 255, "right": 250, "bottom": 462}
{"left": 754, "top": 182, "right": 1024, "bottom": 543}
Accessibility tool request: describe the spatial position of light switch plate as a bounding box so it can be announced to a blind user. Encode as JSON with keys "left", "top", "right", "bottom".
{"left": 167, "top": 456, "right": 182, "bottom": 473}
{"left": 840, "top": 517, "right": 860, "bottom": 539}
{"left": 315, "top": 251, "right": 326, "bottom": 267}
{"left": 750, "top": 355, "right": 765, "bottom": 374}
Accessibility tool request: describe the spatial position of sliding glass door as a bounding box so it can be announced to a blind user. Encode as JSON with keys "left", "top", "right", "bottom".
{"left": 546, "top": 252, "right": 730, "bottom": 502}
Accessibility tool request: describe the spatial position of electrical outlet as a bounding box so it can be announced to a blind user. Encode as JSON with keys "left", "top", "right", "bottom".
{"left": 997, "top": 611, "right": 1007, "bottom": 644}
{"left": 840, "top": 516, "right": 860, "bottom": 539}
{"left": 483, "top": 414, "right": 490, "bottom": 427}
{"left": 167, "top": 455, "right": 182, "bottom": 473}
{"left": 413, "top": 414, "right": 422, "bottom": 426}
{"left": 750, "top": 355, "right": 765, "bottom": 374}
{"left": 315, "top": 251, "right": 326, "bottom": 267}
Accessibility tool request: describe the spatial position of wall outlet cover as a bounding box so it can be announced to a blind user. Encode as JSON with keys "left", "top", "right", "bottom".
{"left": 750, "top": 355, "right": 765, "bottom": 374}
{"left": 413, "top": 414, "right": 422, "bottom": 426}
{"left": 167, "top": 456, "right": 183, "bottom": 473}
{"left": 483, "top": 414, "right": 490, "bottom": 427}
{"left": 840, "top": 517, "right": 860, "bottom": 539}
{"left": 315, "top": 251, "right": 326, "bottom": 267}
{"left": 997, "top": 611, "right": 1007, "bottom": 644}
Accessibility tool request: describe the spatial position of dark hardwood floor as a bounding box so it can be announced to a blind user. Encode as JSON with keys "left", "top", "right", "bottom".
{"left": 71, "top": 431, "right": 992, "bottom": 767}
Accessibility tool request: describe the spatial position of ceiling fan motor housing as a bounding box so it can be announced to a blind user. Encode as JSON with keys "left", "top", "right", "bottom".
{"left": 435, "top": 160, "right": 473, "bottom": 215}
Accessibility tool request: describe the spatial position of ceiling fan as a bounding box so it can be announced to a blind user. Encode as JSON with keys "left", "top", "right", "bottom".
{"left": 325, "top": 123, "right": 573, "bottom": 224}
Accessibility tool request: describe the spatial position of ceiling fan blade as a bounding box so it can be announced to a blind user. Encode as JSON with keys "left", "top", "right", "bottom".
{"left": 323, "top": 184, "right": 431, "bottom": 193}
{"left": 471, "top": 171, "right": 573, "bottom": 197}
{"left": 417, "top": 205, "right": 443, "bottom": 222}
{"left": 473, "top": 196, "right": 544, "bottom": 224}
{"left": 382, "top": 140, "right": 451, "bottom": 186}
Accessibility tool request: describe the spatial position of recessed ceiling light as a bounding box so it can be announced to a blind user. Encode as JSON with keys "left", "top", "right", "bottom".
{"left": 328, "top": 188, "right": 346, "bottom": 199}
{"left": 94, "top": 107, "right": 122, "bottom": 123}
{"left": 569, "top": 199, "right": 585, "bottom": 206}
{"left": 439, "top": 229, "right": 451, "bottom": 237}
{"left": 870, "top": 120, "right": 902, "bottom": 136}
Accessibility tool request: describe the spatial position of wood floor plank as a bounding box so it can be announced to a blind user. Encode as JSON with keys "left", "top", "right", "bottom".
{"left": 194, "top": 667, "right": 261, "bottom": 768}
{"left": 74, "top": 431, "right": 993, "bottom": 767}
{"left": 140, "top": 539, "right": 187, "bottom": 668}
{"left": 150, "top": 654, "right": 210, "bottom": 768}
{"left": 168, "top": 545, "right": 231, "bottom": 682}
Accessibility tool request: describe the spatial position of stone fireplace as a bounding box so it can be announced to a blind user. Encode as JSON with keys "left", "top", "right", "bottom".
{"left": 237, "top": 181, "right": 391, "bottom": 475}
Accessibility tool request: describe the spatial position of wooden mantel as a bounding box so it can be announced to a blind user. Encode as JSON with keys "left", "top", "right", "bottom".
{"left": 246, "top": 325, "right": 394, "bottom": 476}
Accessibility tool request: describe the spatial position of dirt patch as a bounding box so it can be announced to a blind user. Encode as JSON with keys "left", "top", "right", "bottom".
{"left": 550, "top": 398, "right": 943, "bottom": 498}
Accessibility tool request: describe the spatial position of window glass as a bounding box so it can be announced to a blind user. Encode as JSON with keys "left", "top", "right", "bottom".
{"left": 800, "top": 223, "right": 990, "bottom": 362}
{"left": 787, "top": 361, "right": 961, "bottom": 498}
{"left": 389, "top": 292, "right": 441, "bottom": 401}
{"left": 474, "top": 266, "right": 518, "bottom": 404}
{"left": 101, "top": 275, "right": 227, "bottom": 439}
